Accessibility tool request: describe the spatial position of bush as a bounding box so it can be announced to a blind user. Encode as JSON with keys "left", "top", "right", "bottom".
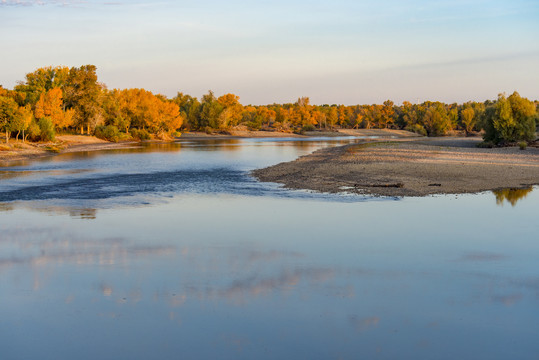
{"left": 130, "top": 128, "right": 151, "bottom": 141}
{"left": 95, "top": 125, "right": 122, "bottom": 142}
{"left": 27, "top": 120, "right": 41, "bottom": 141}
{"left": 405, "top": 123, "right": 427, "bottom": 136}
{"left": 477, "top": 141, "right": 494, "bottom": 148}
{"left": 518, "top": 141, "right": 527, "bottom": 150}
{"left": 302, "top": 124, "right": 316, "bottom": 132}
{"left": 38, "top": 117, "right": 55, "bottom": 142}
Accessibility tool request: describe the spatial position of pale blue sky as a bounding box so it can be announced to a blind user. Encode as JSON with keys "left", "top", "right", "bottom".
{"left": 1, "top": 0, "right": 538, "bottom": 104}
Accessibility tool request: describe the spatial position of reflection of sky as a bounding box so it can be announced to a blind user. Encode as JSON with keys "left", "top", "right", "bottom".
{"left": 2, "top": 190, "right": 539, "bottom": 359}
{"left": 1, "top": 140, "right": 539, "bottom": 359}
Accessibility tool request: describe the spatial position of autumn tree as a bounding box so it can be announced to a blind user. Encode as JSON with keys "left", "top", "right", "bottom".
{"left": 34, "top": 88, "right": 68, "bottom": 128}
{"left": 460, "top": 107, "right": 476, "bottom": 135}
{"left": 379, "top": 100, "right": 395, "bottom": 129}
{"left": 64, "top": 65, "right": 102, "bottom": 134}
{"left": 217, "top": 93, "right": 243, "bottom": 129}
{"left": 483, "top": 92, "right": 537, "bottom": 144}
{"left": 14, "top": 66, "right": 69, "bottom": 106}
{"left": 422, "top": 103, "right": 452, "bottom": 136}
{"left": 12, "top": 105, "right": 34, "bottom": 141}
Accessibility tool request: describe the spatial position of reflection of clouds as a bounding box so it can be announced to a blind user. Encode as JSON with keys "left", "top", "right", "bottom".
{"left": 184, "top": 267, "right": 336, "bottom": 304}
{"left": 179, "top": 245, "right": 303, "bottom": 273}
{"left": 0, "top": 228, "right": 175, "bottom": 271}
{"left": 348, "top": 315, "right": 380, "bottom": 332}
{"left": 491, "top": 294, "right": 523, "bottom": 306}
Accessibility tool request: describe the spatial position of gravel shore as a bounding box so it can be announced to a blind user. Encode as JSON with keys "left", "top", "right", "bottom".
{"left": 252, "top": 137, "right": 539, "bottom": 197}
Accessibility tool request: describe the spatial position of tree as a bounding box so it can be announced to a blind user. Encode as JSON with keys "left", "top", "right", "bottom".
{"left": 199, "top": 91, "right": 223, "bottom": 130}
{"left": 35, "top": 88, "right": 66, "bottom": 127}
{"left": 460, "top": 107, "right": 476, "bottom": 135}
{"left": 0, "top": 96, "right": 18, "bottom": 142}
{"left": 379, "top": 100, "right": 395, "bottom": 128}
{"left": 422, "top": 103, "right": 452, "bottom": 136}
{"left": 12, "top": 105, "right": 33, "bottom": 141}
{"left": 14, "top": 66, "right": 69, "bottom": 106}
{"left": 327, "top": 107, "right": 338, "bottom": 129}
{"left": 483, "top": 92, "right": 537, "bottom": 144}
{"left": 64, "top": 65, "right": 102, "bottom": 134}
{"left": 217, "top": 93, "right": 243, "bottom": 129}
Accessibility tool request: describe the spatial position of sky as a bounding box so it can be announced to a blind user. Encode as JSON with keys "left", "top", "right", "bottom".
{"left": 1, "top": 0, "right": 538, "bottom": 105}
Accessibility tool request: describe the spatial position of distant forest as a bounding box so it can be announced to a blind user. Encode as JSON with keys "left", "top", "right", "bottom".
{"left": 1, "top": 65, "right": 537, "bottom": 145}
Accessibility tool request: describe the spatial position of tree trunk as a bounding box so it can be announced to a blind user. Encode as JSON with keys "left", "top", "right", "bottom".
{"left": 16, "top": 130, "right": 20, "bottom": 141}
{"left": 80, "top": 125, "right": 84, "bottom": 135}
{"left": 87, "top": 124, "right": 90, "bottom": 135}
{"left": 5, "top": 130, "right": 9, "bottom": 143}
{"left": 22, "top": 129, "right": 25, "bottom": 142}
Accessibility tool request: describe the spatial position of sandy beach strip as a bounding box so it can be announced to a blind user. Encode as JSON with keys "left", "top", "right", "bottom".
{"left": 252, "top": 137, "right": 539, "bottom": 197}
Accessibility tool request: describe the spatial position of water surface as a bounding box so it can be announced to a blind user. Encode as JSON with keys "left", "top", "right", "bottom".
{"left": 1, "top": 138, "right": 538, "bottom": 360}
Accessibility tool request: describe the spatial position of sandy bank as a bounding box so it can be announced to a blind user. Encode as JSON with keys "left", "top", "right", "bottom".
{"left": 0, "top": 135, "right": 135, "bottom": 166}
{"left": 252, "top": 137, "right": 539, "bottom": 197}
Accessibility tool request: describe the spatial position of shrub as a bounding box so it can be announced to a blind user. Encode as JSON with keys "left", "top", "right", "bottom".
{"left": 518, "top": 141, "right": 527, "bottom": 150}
{"left": 302, "top": 124, "right": 316, "bottom": 132}
{"left": 130, "top": 128, "right": 151, "bottom": 141}
{"left": 38, "top": 117, "right": 55, "bottom": 142}
{"left": 405, "top": 123, "right": 427, "bottom": 136}
{"left": 95, "top": 125, "right": 121, "bottom": 142}
{"left": 27, "top": 120, "right": 41, "bottom": 141}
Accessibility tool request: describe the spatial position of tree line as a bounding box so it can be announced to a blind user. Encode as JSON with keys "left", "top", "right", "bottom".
{"left": 1, "top": 65, "right": 537, "bottom": 145}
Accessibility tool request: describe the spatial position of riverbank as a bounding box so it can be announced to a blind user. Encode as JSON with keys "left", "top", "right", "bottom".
{"left": 252, "top": 137, "right": 539, "bottom": 197}
{"left": 0, "top": 129, "right": 417, "bottom": 166}
{"left": 0, "top": 135, "right": 137, "bottom": 166}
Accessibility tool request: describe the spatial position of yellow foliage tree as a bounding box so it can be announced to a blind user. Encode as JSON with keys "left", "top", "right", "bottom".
{"left": 35, "top": 88, "right": 69, "bottom": 129}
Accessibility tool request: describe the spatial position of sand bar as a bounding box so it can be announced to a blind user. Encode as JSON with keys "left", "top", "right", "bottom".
{"left": 252, "top": 137, "right": 539, "bottom": 197}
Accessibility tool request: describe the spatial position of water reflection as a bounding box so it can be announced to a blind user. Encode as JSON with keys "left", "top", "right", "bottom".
{"left": 0, "top": 228, "right": 175, "bottom": 273}
{"left": 493, "top": 187, "right": 533, "bottom": 207}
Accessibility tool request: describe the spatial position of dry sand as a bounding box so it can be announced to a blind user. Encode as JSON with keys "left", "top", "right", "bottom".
{"left": 252, "top": 137, "right": 539, "bottom": 197}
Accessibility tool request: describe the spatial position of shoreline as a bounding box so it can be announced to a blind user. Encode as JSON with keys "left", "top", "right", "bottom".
{"left": 252, "top": 137, "right": 539, "bottom": 197}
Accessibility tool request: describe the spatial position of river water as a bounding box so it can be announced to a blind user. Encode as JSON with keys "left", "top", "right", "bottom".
{"left": 1, "top": 138, "right": 538, "bottom": 360}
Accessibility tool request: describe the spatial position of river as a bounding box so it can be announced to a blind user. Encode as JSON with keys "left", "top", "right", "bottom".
{"left": 1, "top": 138, "right": 538, "bottom": 360}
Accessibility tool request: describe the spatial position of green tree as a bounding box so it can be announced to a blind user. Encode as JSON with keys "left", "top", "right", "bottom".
{"left": 38, "top": 117, "right": 55, "bottom": 142}
{"left": 199, "top": 91, "right": 223, "bottom": 130}
{"left": 64, "top": 65, "right": 102, "bottom": 134}
{"left": 422, "top": 103, "right": 452, "bottom": 136}
{"left": 483, "top": 92, "right": 537, "bottom": 144}
{"left": 0, "top": 96, "right": 18, "bottom": 142}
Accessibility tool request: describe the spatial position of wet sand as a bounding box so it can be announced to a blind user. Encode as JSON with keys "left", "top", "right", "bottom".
{"left": 252, "top": 137, "right": 539, "bottom": 197}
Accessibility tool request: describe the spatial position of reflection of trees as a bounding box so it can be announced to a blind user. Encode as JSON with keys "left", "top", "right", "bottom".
{"left": 493, "top": 187, "right": 533, "bottom": 207}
